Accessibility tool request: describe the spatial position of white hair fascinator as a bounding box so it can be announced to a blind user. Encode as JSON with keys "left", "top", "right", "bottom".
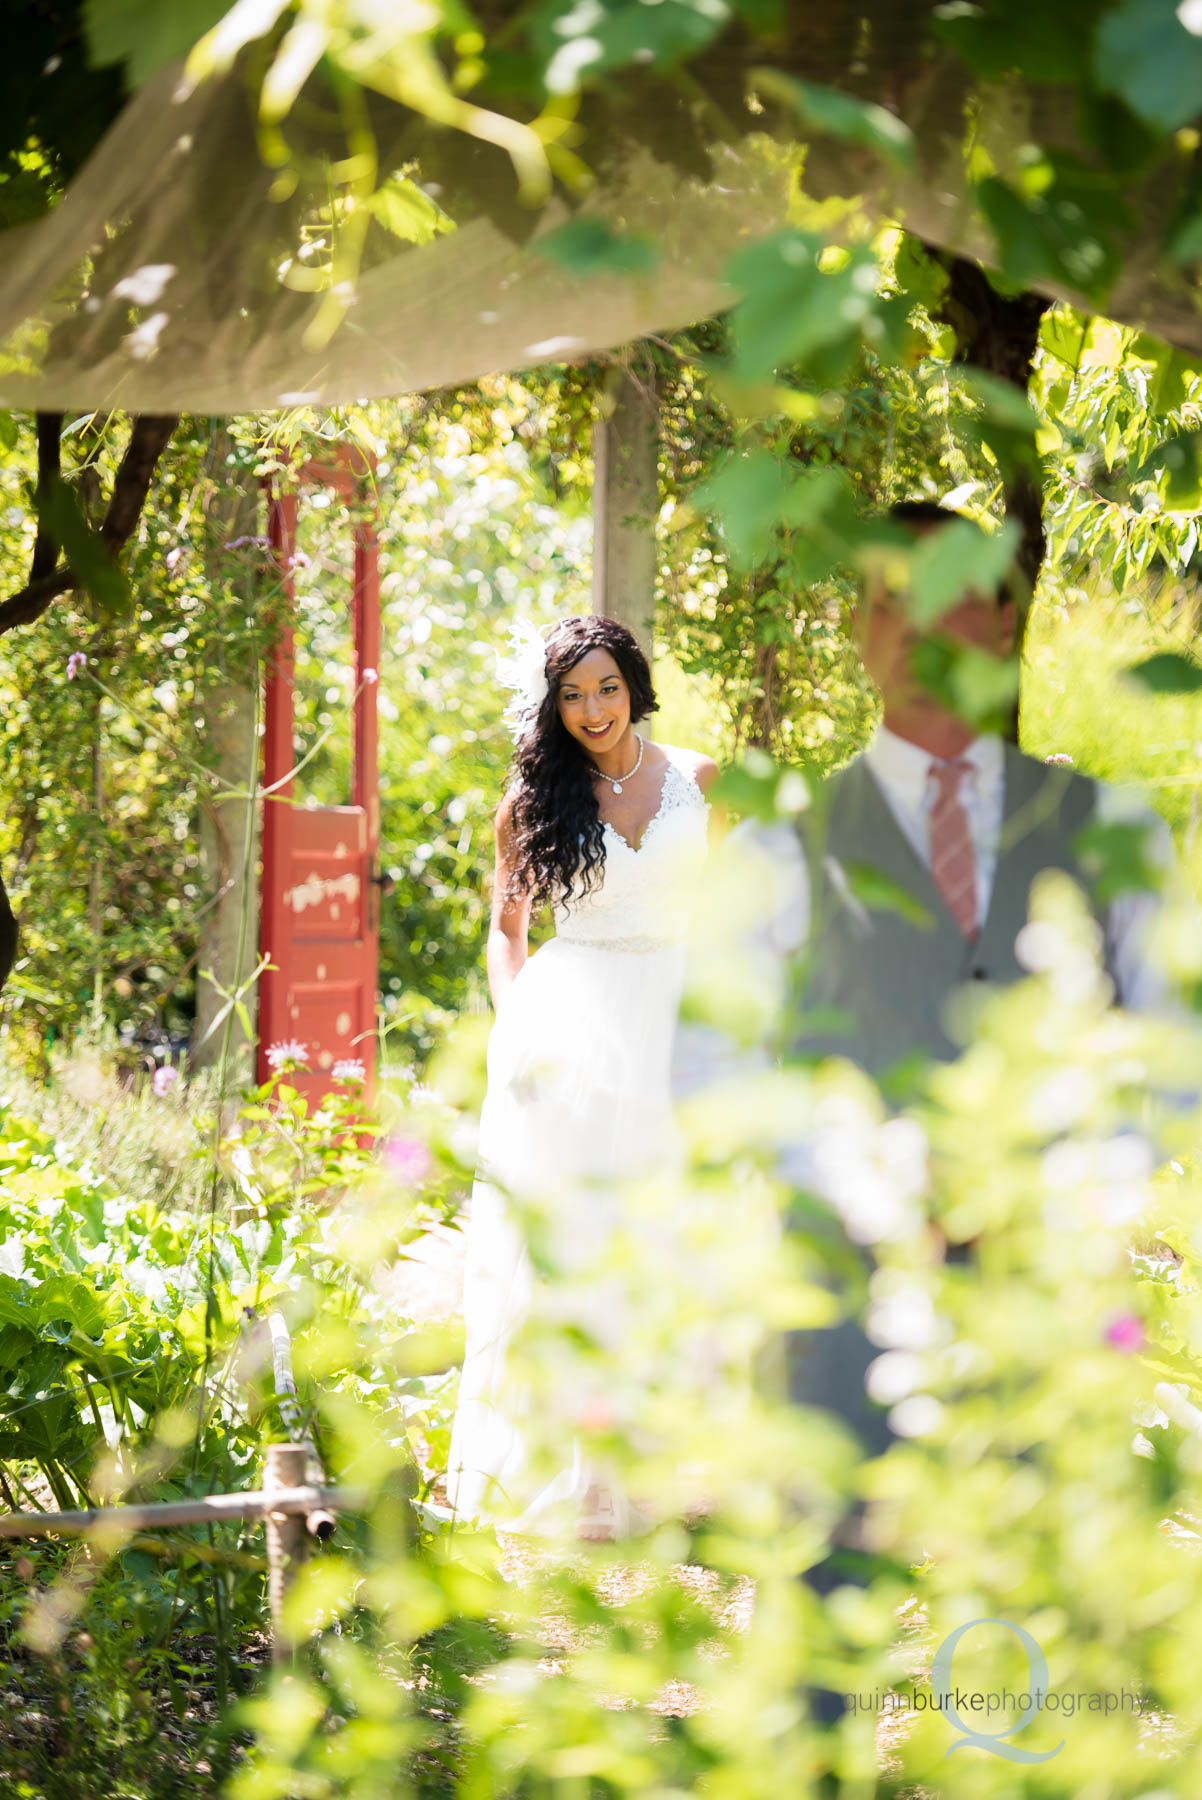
{"left": 496, "top": 618, "right": 553, "bottom": 740}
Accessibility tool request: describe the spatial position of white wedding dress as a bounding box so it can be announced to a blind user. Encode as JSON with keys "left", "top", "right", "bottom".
{"left": 446, "top": 749, "right": 710, "bottom": 1535}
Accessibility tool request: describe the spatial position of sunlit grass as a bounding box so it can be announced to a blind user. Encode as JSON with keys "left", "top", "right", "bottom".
{"left": 1022, "top": 581, "right": 1202, "bottom": 886}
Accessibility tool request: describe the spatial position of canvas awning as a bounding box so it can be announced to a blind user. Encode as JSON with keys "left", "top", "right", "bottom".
{"left": 2, "top": 14, "right": 1199, "bottom": 415}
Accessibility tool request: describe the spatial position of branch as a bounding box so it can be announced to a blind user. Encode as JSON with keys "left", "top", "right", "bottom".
{"left": 101, "top": 414, "right": 178, "bottom": 550}
{"left": 0, "top": 565, "right": 80, "bottom": 635}
{"left": 0, "top": 413, "right": 179, "bottom": 639}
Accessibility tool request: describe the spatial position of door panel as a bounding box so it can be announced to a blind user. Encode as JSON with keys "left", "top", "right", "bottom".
{"left": 258, "top": 451, "right": 379, "bottom": 1105}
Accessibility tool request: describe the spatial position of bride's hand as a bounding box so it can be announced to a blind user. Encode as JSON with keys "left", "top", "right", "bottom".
{"left": 486, "top": 790, "right": 531, "bottom": 1008}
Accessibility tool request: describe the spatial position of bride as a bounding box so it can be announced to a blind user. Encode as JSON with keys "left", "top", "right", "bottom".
{"left": 445, "top": 614, "right": 719, "bottom": 1540}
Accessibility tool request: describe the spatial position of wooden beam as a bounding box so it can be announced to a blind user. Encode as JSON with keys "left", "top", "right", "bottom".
{"left": 592, "top": 363, "right": 658, "bottom": 657}
{"left": 0, "top": 1484, "right": 369, "bottom": 1539}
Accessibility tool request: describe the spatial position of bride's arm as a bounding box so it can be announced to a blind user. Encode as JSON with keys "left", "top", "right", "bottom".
{"left": 486, "top": 791, "right": 531, "bottom": 1010}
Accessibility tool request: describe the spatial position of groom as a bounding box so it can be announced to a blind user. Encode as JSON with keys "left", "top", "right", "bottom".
{"left": 769, "top": 499, "right": 1171, "bottom": 1514}
{"left": 779, "top": 499, "right": 1168, "bottom": 1087}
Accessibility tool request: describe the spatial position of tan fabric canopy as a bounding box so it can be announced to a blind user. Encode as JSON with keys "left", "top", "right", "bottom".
{"left": 0, "top": 59, "right": 797, "bottom": 413}
{"left": 3, "top": 15, "right": 1199, "bottom": 416}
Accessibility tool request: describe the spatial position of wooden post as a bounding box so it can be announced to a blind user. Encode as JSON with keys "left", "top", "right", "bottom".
{"left": 265, "top": 1441, "right": 309, "bottom": 1662}
{"left": 268, "top": 1311, "right": 309, "bottom": 1447}
{"left": 592, "top": 362, "right": 658, "bottom": 657}
{"left": 194, "top": 425, "right": 262, "bottom": 1083}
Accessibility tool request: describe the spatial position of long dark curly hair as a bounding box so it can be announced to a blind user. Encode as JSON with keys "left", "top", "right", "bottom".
{"left": 506, "top": 615, "right": 658, "bottom": 906}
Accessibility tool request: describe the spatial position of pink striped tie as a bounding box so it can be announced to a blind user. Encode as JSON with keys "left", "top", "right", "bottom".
{"left": 928, "top": 758, "right": 978, "bottom": 939}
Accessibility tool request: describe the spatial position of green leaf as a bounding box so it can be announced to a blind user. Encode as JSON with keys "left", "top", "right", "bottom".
{"left": 960, "top": 368, "right": 1041, "bottom": 435}
{"left": 977, "top": 166, "right": 1125, "bottom": 307}
{"left": 724, "top": 231, "right": 879, "bottom": 384}
{"left": 1168, "top": 209, "right": 1202, "bottom": 264}
{"left": 909, "top": 638, "right": 1021, "bottom": 734}
{"left": 1094, "top": 0, "right": 1202, "bottom": 132}
{"left": 712, "top": 752, "right": 809, "bottom": 824}
{"left": 935, "top": 0, "right": 1098, "bottom": 82}
{"left": 40, "top": 477, "right": 131, "bottom": 619}
{"left": 1072, "top": 819, "right": 1166, "bottom": 901}
{"left": 1122, "top": 651, "right": 1202, "bottom": 694}
{"left": 908, "top": 517, "right": 1021, "bottom": 628}
{"left": 534, "top": 217, "right": 659, "bottom": 279}
{"left": 841, "top": 861, "right": 933, "bottom": 929}
{"left": 1131, "top": 430, "right": 1202, "bottom": 510}
{"left": 893, "top": 233, "right": 950, "bottom": 313}
{"left": 84, "top": 0, "right": 233, "bottom": 87}
{"left": 0, "top": 411, "right": 18, "bottom": 454}
{"left": 1039, "top": 307, "right": 1087, "bottom": 372}
{"left": 534, "top": 0, "right": 732, "bottom": 93}
{"left": 1139, "top": 340, "right": 1197, "bottom": 416}
{"left": 365, "top": 176, "right": 453, "bottom": 248}
{"left": 957, "top": 368, "right": 1041, "bottom": 481}
{"left": 752, "top": 69, "right": 915, "bottom": 169}
{"left": 691, "top": 450, "right": 796, "bottom": 567}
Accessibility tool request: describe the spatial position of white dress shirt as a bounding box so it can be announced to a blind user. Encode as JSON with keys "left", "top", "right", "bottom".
{"left": 744, "top": 725, "right": 1174, "bottom": 1014}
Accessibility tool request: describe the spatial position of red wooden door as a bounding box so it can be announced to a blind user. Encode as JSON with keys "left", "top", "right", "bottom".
{"left": 258, "top": 450, "right": 380, "bottom": 1105}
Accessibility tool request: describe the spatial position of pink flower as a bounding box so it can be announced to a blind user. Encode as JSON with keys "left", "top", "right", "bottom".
{"left": 331, "top": 1058, "right": 366, "bottom": 1084}
{"left": 1105, "top": 1314, "right": 1145, "bottom": 1353}
{"left": 164, "top": 547, "right": 184, "bottom": 572}
{"left": 152, "top": 1066, "right": 179, "bottom": 1097}
{"left": 266, "top": 1039, "right": 308, "bottom": 1071}
{"left": 67, "top": 652, "right": 88, "bottom": 681}
{"left": 384, "top": 1134, "right": 432, "bottom": 1186}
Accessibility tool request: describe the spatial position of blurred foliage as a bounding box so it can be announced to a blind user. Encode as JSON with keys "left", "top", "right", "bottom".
{"left": 3, "top": 3, "right": 1202, "bottom": 1797}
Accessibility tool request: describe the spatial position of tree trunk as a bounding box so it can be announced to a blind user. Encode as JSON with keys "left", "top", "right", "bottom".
{"left": 0, "top": 867, "right": 16, "bottom": 996}
{"left": 929, "top": 254, "right": 1050, "bottom": 740}
{"left": 592, "top": 362, "right": 658, "bottom": 659}
{"left": 192, "top": 429, "right": 261, "bottom": 1082}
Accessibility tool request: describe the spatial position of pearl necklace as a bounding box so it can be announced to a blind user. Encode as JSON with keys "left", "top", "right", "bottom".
{"left": 591, "top": 731, "right": 643, "bottom": 795}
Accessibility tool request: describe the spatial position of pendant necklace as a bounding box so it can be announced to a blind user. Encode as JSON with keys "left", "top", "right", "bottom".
{"left": 593, "top": 731, "right": 643, "bottom": 795}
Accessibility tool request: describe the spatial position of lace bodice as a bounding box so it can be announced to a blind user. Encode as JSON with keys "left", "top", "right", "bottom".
{"left": 553, "top": 753, "right": 710, "bottom": 950}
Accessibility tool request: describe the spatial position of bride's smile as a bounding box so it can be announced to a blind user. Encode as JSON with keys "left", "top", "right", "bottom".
{"left": 555, "top": 647, "right": 637, "bottom": 778}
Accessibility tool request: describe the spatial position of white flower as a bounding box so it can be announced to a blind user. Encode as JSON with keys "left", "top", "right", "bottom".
{"left": 867, "top": 1278, "right": 939, "bottom": 1350}
{"left": 781, "top": 1098, "right": 928, "bottom": 1246}
{"left": 496, "top": 618, "right": 551, "bottom": 739}
{"left": 866, "top": 1349, "right": 925, "bottom": 1404}
{"left": 889, "top": 1395, "right": 944, "bottom": 1438}
{"left": 332, "top": 1059, "right": 366, "bottom": 1083}
{"left": 266, "top": 1039, "right": 308, "bottom": 1070}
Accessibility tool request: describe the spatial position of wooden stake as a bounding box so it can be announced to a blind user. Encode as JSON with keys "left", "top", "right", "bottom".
{"left": 265, "top": 1442, "right": 310, "bottom": 1663}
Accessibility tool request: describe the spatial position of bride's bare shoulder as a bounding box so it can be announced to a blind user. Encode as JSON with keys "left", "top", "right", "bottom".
{"left": 660, "top": 743, "right": 721, "bottom": 796}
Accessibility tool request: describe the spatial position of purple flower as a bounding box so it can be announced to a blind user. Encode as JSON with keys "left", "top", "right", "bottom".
{"left": 224, "top": 534, "right": 270, "bottom": 551}
{"left": 152, "top": 1065, "right": 179, "bottom": 1097}
{"left": 164, "top": 547, "right": 184, "bottom": 572}
{"left": 266, "top": 1039, "right": 308, "bottom": 1071}
{"left": 331, "top": 1058, "right": 366, "bottom": 1084}
{"left": 1104, "top": 1314, "right": 1145, "bottom": 1353}
{"left": 384, "top": 1134, "right": 432, "bottom": 1186}
{"left": 67, "top": 652, "right": 88, "bottom": 681}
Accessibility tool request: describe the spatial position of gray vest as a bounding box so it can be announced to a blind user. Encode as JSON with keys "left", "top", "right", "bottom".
{"left": 793, "top": 745, "right": 1116, "bottom": 1074}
